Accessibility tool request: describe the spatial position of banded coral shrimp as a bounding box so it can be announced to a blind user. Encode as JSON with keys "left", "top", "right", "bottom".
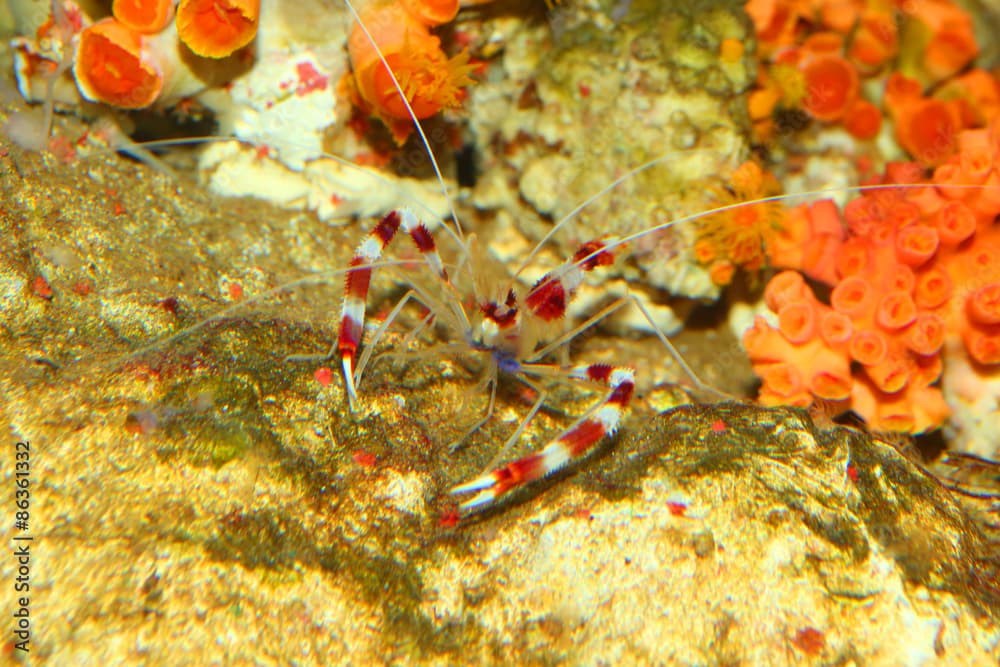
{"left": 0, "top": 0, "right": 762, "bottom": 512}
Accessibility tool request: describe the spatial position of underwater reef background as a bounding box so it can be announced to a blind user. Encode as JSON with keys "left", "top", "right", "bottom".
{"left": 1, "top": 0, "right": 1000, "bottom": 663}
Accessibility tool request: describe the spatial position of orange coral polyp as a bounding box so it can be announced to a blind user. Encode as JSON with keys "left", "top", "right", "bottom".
{"left": 906, "top": 184, "right": 946, "bottom": 217}
{"left": 818, "top": 0, "right": 862, "bottom": 33}
{"left": 74, "top": 18, "right": 163, "bottom": 109}
{"left": 876, "top": 292, "right": 917, "bottom": 330}
{"left": 401, "top": 0, "right": 460, "bottom": 27}
{"left": 720, "top": 38, "right": 744, "bottom": 63}
{"left": 848, "top": 13, "right": 897, "bottom": 69}
{"left": 914, "top": 268, "right": 952, "bottom": 309}
{"left": 895, "top": 225, "right": 939, "bottom": 266}
{"left": 914, "top": 353, "right": 944, "bottom": 385}
{"left": 884, "top": 72, "right": 921, "bottom": 115}
{"left": 844, "top": 196, "right": 882, "bottom": 231}
{"left": 743, "top": 317, "right": 785, "bottom": 363}
{"left": 800, "top": 54, "right": 858, "bottom": 122}
{"left": 844, "top": 99, "right": 881, "bottom": 140}
{"left": 746, "top": 0, "right": 797, "bottom": 51}
{"left": 349, "top": 3, "right": 473, "bottom": 130}
{"left": 831, "top": 276, "right": 872, "bottom": 315}
{"left": 835, "top": 239, "right": 869, "bottom": 278}
{"left": 777, "top": 301, "right": 817, "bottom": 343}
{"left": 176, "top": 0, "right": 260, "bottom": 59}
{"left": 887, "top": 200, "right": 921, "bottom": 229}
{"left": 933, "top": 162, "right": 974, "bottom": 200}
{"left": 968, "top": 284, "right": 1000, "bottom": 325}
{"left": 850, "top": 329, "right": 888, "bottom": 365}
{"left": 965, "top": 328, "right": 1000, "bottom": 365}
{"left": 708, "top": 260, "right": 736, "bottom": 286}
{"left": 935, "top": 201, "right": 976, "bottom": 245}
{"left": 906, "top": 313, "right": 945, "bottom": 355}
{"left": 876, "top": 406, "right": 915, "bottom": 432}
{"left": 959, "top": 148, "right": 993, "bottom": 184}
{"left": 761, "top": 363, "right": 806, "bottom": 400}
{"left": 811, "top": 371, "right": 852, "bottom": 400}
{"left": 925, "top": 23, "right": 978, "bottom": 83}
{"left": 693, "top": 239, "right": 716, "bottom": 263}
{"left": 898, "top": 100, "right": 958, "bottom": 166}
{"left": 382, "top": 50, "right": 471, "bottom": 119}
{"left": 748, "top": 87, "right": 781, "bottom": 121}
{"left": 112, "top": 0, "right": 174, "bottom": 34}
{"left": 802, "top": 31, "right": 843, "bottom": 57}
{"left": 764, "top": 270, "right": 809, "bottom": 311}
{"left": 868, "top": 358, "right": 909, "bottom": 393}
{"left": 888, "top": 265, "right": 915, "bottom": 294}
{"left": 820, "top": 311, "right": 853, "bottom": 345}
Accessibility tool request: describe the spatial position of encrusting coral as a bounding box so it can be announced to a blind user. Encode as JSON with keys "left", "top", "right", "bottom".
{"left": 746, "top": 120, "right": 1000, "bottom": 433}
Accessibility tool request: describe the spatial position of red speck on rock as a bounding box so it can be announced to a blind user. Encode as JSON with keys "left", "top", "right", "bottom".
{"left": 438, "top": 509, "right": 460, "bottom": 528}
{"left": 667, "top": 501, "right": 687, "bottom": 517}
{"left": 155, "top": 297, "right": 179, "bottom": 315}
{"left": 352, "top": 449, "right": 377, "bottom": 468}
{"left": 314, "top": 366, "right": 333, "bottom": 386}
{"left": 792, "top": 627, "right": 826, "bottom": 655}
{"left": 31, "top": 276, "right": 53, "bottom": 300}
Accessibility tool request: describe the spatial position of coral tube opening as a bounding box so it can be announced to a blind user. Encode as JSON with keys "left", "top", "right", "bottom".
{"left": 176, "top": 0, "right": 260, "bottom": 58}
{"left": 74, "top": 18, "right": 163, "bottom": 109}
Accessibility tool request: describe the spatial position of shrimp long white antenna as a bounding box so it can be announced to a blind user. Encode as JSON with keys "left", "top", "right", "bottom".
{"left": 511, "top": 147, "right": 727, "bottom": 281}
{"left": 341, "top": 0, "right": 465, "bottom": 245}
{"left": 78, "top": 135, "right": 448, "bottom": 226}
{"left": 73, "top": 259, "right": 415, "bottom": 379}
{"left": 546, "top": 181, "right": 1000, "bottom": 293}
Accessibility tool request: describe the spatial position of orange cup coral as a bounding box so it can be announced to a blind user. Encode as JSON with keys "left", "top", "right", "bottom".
{"left": 847, "top": 12, "right": 897, "bottom": 71}
{"left": 176, "top": 0, "right": 260, "bottom": 59}
{"left": 73, "top": 17, "right": 165, "bottom": 109}
{"left": 348, "top": 1, "right": 474, "bottom": 143}
{"left": 749, "top": 114, "right": 1000, "bottom": 434}
{"left": 894, "top": 99, "right": 960, "bottom": 167}
{"left": 112, "top": 0, "right": 175, "bottom": 34}
{"left": 800, "top": 54, "right": 858, "bottom": 122}
{"left": 844, "top": 99, "right": 881, "bottom": 140}
{"left": 400, "top": 0, "right": 460, "bottom": 27}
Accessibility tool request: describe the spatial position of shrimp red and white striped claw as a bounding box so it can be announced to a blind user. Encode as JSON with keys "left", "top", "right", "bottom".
{"left": 337, "top": 207, "right": 449, "bottom": 408}
{"left": 450, "top": 364, "right": 635, "bottom": 512}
